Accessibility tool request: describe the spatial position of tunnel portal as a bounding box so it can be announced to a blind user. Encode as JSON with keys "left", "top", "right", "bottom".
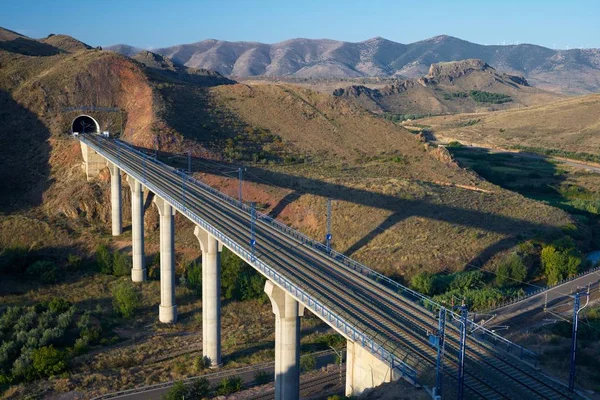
{"left": 72, "top": 115, "right": 100, "bottom": 134}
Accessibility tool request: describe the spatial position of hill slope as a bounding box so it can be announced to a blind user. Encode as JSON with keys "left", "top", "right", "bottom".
{"left": 332, "top": 59, "right": 562, "bottom": 115}
{"left": 419, "top": 94, "right": 600, "bottom": 154}
{"left": 106, "top": 35, "right": 600, "bottom": 94}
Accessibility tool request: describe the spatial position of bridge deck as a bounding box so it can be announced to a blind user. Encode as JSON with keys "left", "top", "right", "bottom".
{"left": 82, "top": 134, "right": 580, "bottom": 400}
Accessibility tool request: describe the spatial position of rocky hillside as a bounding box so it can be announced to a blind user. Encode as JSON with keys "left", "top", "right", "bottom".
{"left": 0, "top": 29, "right": 573, "bottom": 277}
{"left": 106, "top": 35, "right": 600, "bottom": 94}
{"left": 332, "top": 59, "right": 563, "bottom": 115}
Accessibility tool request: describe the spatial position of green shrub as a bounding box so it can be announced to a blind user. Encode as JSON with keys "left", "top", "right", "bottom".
{"left": 188, "top": 377, "right": 210, "bottom": 398}
{"left": 66, "top": 254, "right": 82, "bottom": 269}
{"left": 300, "top": 354, "right": 317, "bottom": 372}
{"left": 448, "top": 271, "right": 485, "bottom": 291}
{"left": 31, "top": 345, "right": 66, "bottom": 377}
{"left": 496, "top": 253, "right": 527, "bottom": 287}
{"left": 447, "top": 141, "right": 463, "bottom": 148}
{"left": 26, "top": 261, "right": 58, "bottom": 283}
{"left": 192, "top": 355, "right": 208, "bottom": 372}
{"left": 186, "top": 261, "right": 202, "bottom": 294}
{"left": 221, "top": 248, "right": 266, "bottom": 301}
{"left": 112, "top": 251, "right": 131, "bottom": 277}
{"left": 164, "top": 381, "right": 188, "bottom": 400}
{"left": 0, "top": 246, "right": 30, "bottom": 274}
{"left": 410, "top": 272, "right": 434, "bottom": 295}
{"left": 541, "top": 238, "right": 583, "bottom": 285}
{"left": 112, "top": 281, "right": 141, "bottom": 319}
{"left": 96, "top": 244, "right": 113, "bottom": 274}
{"left": 254, "top": 369, "right": 271, "bottom": 385}
{"left": 215, "top": 376, "right": 243, "bottom": 395}
{"left": 469, "top": 90, "right": 512, "bottom": 104}
{"left": 47, "top": 298, "right": 72, "bottom": 314}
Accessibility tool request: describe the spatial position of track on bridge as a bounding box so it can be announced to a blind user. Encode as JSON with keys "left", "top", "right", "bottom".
{"left": 82, "top": 134, "right": 581, "bottom": 400}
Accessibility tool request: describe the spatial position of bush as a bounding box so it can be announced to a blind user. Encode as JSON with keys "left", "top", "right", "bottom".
{"left": 254, "top": 370, "right": 271, "bottom": 385}
{"left": 186, "top": 261, "right": 202, "bottom": 294}
{"left": 541, "top": 238, "right": 583, "bottom": 285}
{"left": 0, "top": 246, "right": 30, "bottom": 274}
{"left": 300, "top": 353, "right": 316, "bottom": 372}
{"left": 47, "top": 298, "right": 72, "bottom": 314}
{"left": 221, "top": 248, "right": 266, "bottom": 301}
{"left": 112, "top": 251, "right": 131, "bottom": 277}
{"left": 164, "top": 381, "right": 188, "bottom": 400}
{"left": 215, "top": 376, "right": 243, "bottom": 395}
{"left": 448, "top": 271, "right": 485, "bottom": 291}
{"left": 410, "top": 272, "right": 434, "bottom": 295}
{"left": 188, "top": 377, "right": 210, "bottom": 399}
{"left": 112, "top": 280, "right": 141, "bottom": 319}
{"left": 31, "top": 345, "right": 66, "bottom": 377}
{"left": 26, "top": 261, "right": 58, "bottom": 283}
{"left": 192, "top": 355, "right": 208, "bottom": 372}
{"left": 96, "top": 244, "right": 113, "bottom": 274}
{"left": 496, "top": 253, "right": 527, "bottom": 287}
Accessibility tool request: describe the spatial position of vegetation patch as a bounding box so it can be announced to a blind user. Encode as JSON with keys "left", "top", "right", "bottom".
{"left": 469, "top": 90, "right": 512, "bottom": 104}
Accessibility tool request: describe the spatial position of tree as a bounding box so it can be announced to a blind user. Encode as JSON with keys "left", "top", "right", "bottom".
{"left": 541, "top": 241, "right": 583, "bottom": 285}
{"left": 31, "top": 345, "right": 66, "bottom": 377}
{"left": 112, "top": 281, "right": 141, "bottom": 319}
{"left": 496, "top": 253, "right": 527, "bottom": 287}
{"left": 300, "top": 354, "right": 317, "bottom": 372}
{"left": 112, "top": 251, "right": 131, "bottom": 277}
{"left": 410, "top": 272, "right": 434, "bottom": 295}
{"left": 96, "top": 244, "right": 113, "bottom": 274}
{"left": 186, "top": 261, "right": 202, "bottom": 295}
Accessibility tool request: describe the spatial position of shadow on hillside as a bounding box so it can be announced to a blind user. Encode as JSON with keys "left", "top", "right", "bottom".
{"left": 132, "top": 145, "right": 566, "bottom": 271}
{"left": 0, "top": 90, "right": 52, "bottom": 212}
{"left": 0, "top": 37, "right": 63, "bottom": 56}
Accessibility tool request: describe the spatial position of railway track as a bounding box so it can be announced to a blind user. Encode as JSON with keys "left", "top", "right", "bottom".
{"left": 84, "top": 135, "right": 581, "bottom": 399}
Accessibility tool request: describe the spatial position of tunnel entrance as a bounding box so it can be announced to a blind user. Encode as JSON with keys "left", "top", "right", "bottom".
{"left": 72, "top": 115, "right": 100, "bottom": 134}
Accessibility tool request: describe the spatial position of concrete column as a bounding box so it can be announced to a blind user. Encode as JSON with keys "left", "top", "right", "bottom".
{"left": 154, "top": 196, "right": 177, "bottom": 323}
{"left": 107, "top": 162, "right": 122, "bottom": 236}
{"left": 193, "top": 226, "right": 223, "bottom": 368}
{"left": 126, "top": 176, "right": 146, "bottom": 282}
{"left": 345, "top": 339, "right": 393, "bottom": 396}
{"left": 265, "top": 280, "right": 305, "bottom": 400}
{"left": 80, "top": 142, "right": 107, "bottom": 181}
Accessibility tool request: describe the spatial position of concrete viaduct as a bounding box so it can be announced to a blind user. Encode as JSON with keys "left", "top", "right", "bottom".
{"left": 75, "top": 115, "right": 580, "bottom": 400}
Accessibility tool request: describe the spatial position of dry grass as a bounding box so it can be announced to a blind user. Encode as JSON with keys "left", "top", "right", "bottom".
{"left": 418, "top": 94, "right": 600, "bottom": 154}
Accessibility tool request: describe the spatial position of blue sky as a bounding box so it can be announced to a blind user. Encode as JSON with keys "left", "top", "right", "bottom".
{"left": 1, "top": 0, "right": 598, "bottom": 50}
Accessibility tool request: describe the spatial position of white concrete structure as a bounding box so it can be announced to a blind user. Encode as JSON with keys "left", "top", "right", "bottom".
{"left": 80, "top": 142, "right": 106, "bottom": 181}
{"left": 127, "top": 176, "right": 146, "bottom": 282}
{"left": 107, "top": 162, "right": 122, "bottom": 236}
{"left": 193, "top": 226, "right": 223, "bottom": 368}
{"left": 154, "top": 196, "right": 177, "bottom": 323}
{"left": 264, "top": 281, "right": 304, "bottom": 400}
{"left": 345, "top": 339, "right": 396, "bottom": 396}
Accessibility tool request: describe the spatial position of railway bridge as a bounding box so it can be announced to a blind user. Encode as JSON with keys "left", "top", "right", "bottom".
{"left": 76, "top": 116, "right": 581, "bottom": 400}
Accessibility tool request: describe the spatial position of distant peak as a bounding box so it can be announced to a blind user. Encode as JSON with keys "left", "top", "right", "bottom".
{"left": 426, "top": 59, "right": 492, "bottom": 80}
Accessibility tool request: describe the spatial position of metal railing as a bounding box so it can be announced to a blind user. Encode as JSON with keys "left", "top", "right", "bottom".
{"left": 80, "top": 135, "right": 419, "bottom": 385}
{"left": 481, "top": 264, "right": 600, "bottom": 314}
{"left": 109, "top": 137, "right": 537, "bottom": 364}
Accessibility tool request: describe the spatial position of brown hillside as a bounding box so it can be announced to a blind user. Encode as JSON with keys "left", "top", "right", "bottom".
{"left": 419, "top": 94, "right": 600, "bottom": 154}
{"left": 333, "top": 59, "right": 563, "bottom": 115}
{"left": 0, "top": 43, "right": 573, "bottom": 278}
{"left": 39, "top": 33, "right": 92, "bottom": 52}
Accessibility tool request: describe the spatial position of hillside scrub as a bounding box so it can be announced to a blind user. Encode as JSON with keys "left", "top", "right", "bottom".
{"left": 111, "top": 280, "right": 141, "bottom": 319}
{"left": 469, "top": 90, "right": 512, "bottom": 104}
{"left": 0, "top": 298, "right": 102, "bottom": 385}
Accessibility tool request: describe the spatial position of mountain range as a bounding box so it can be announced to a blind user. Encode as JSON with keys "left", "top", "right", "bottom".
{"left": 107, "top": 35, "right": 600, "bottom": 95}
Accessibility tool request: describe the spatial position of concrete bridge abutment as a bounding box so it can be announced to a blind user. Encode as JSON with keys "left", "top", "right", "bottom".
{"left": 193, "top": 226, "right": 223, "bottom": 368}
{"left": 264, "top": 280, "right": 304, "bottom": 400}
{"left": 107, "top": 162, "right": 122, "bottom": 236}
{"left": 127, "top": 176, "right": 146, "bottom": 282}
{"left": 153, "top": 196, "right": 177, "bottom": 323}
{"left": 80, "top": 142, "right": 106, "bottom": 181}
{"left": 345, "top": 339, "right": 396, "bottom": 396}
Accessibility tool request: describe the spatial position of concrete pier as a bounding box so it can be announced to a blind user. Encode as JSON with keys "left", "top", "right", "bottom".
{"left": 127, "top": 176, "right": 146, "bottom": 282}
{"left": 345, "top": 339, "right": 394, "bottom": 396}
{"left": 265, "top": 280, "right": 304, "bottom": 400}
{"left": 193, "top": 226, "right": 223, "bottom": 368}
{"left": 154, "top": 196, "right": 177, "bottom": 323}
{"left": 107, "top": 162, "right": 122, "bottom": 236}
